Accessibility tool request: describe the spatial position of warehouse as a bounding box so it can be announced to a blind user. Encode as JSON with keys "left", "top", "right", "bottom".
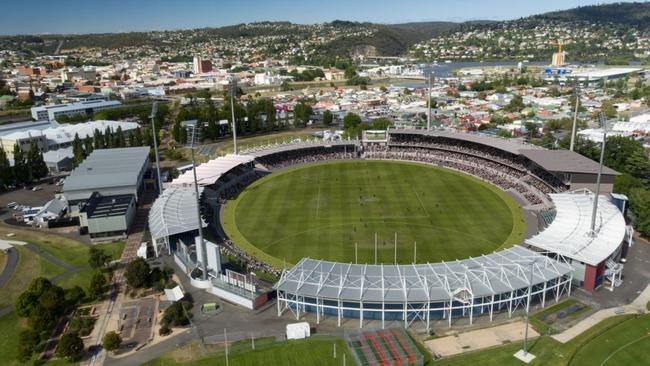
{"left": 64, "top": 146, "right": 150, "bottom": 214}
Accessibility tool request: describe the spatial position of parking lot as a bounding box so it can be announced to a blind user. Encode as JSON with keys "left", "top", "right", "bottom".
{"left": 0, "top": 181, "right": 61, "bottom": 218}
{"left": 118, "top": 298, "right": 157, "bottom": 349}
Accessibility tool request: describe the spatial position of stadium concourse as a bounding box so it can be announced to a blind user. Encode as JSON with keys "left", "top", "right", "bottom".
{"left": 147, "top": 129, "right": 631, "bottom": 329}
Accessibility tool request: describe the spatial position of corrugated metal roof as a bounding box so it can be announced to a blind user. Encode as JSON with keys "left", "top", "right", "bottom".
{"left": 274, "top": 246, "right": 572, "bottom": 303}
{"left": 63, "top": 147, "right": 149, "bottom": 194}
{"left": 520, "top": 150, "right": 619, "bottom": 175}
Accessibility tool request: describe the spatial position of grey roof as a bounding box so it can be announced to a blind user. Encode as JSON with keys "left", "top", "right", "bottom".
{"left": 274, "top": 246, "right": 572, "bottom": 303}
{"left": 82, "top": 193, "right": 134, "bottom": 218}
{"left": 148, "top": 186, "right": 206, "bottom": 241}
{"left": 63, "top": 147, "right": 150, "bottom": 193}
{"left": 520, "top": 150, "right": 618, "bottom": 175}
{"left": 389, "top": 129, "right": 541, "bottom": 155}
{"left": 247, "top": 140, "right": 359, "bottom": 158}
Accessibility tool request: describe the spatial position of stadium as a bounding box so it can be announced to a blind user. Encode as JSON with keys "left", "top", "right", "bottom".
{"left": 148, "top": 129, "right": 633, "bottom": 330}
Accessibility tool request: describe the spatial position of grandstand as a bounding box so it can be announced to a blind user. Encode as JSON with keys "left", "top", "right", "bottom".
{"left": 526, "top": 189, "right": 633, "bottom": 291}
{"left": 274, "top": 246, "right": 573, "bottom": 330}
{"left": 150, "top": 128, "right": 630, "bottom": 328}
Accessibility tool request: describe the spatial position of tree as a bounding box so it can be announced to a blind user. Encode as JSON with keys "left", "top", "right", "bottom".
{"left": 84, "top": 138, "right": 94, "bottom": 156}
{"left": 524, "top": 122, "right": 538, "bottom": 138}
{"left": 17, "top": 328, "right": 40, "bottom": 362}
{"left": 371, "top": 117, "right": 392, "bottom": 130}
{"left": 504, "top": 94, "right": 525, "bottom": 112}
{"left": 15, "top": 278, "right": 66, "bottom": 333}
{"left": 115, "top": 126, "right": 125, "bottom": 147}
{"left": 601, "top": 100, "right": 618, "bottom": 119}
{"left": 88, "top": 247, "right": 111, "bottom": 269}
{"left": 323, "top": 110, "right": 333, "bottom": 126}
{"left": 280, "top": 80, "right": 291, "bottom": 91}
{"left": 13, "top": 144, "right": 28, "bottom": 185}
{"left": 0, "top": 147, "right": 13, "bottom": 187}
{"left": 27, "top": 141, "right": 48, "bottom": 180}
{"left": 293, "top": 102, "right": 312, "bottom": 127}
{"left": 343, "top": 113, "right": 362, "bottom": 130}
{"left": 72, "top": 133, "right": 85, "bottom": 166}
{"left": 624, "top": 149, "right": 650, "bottom": 181}
{"left": 102, "top": 331, "right": 122, "bottom": 352}
{"left": 55, "top": 332, "right": 84, "bottom": 360}
{"left": 161, "top": 300, "right": 193, "bottom": 327}
{"left": 93, "top": 128, "right": 104, "bottom": 149}
{"left": 89, "top": 272, "right": 108, "bottom": 300}
{"left": 124, "top": 257, "right": 151, "bottom": 288}
{"left": 105, "top": 127, "right": 113, "bottom": 148}
{"left": 496, "top": 129, "right": 513, "bottom": 138}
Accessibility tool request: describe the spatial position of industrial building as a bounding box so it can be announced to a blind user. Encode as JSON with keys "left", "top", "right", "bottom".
{"left": 64, "top": 146, "right": 150, "bottom": 212}
{"left": 78, "top": 192, "right": 136, "bottom": 240}
{"left": 31, "top": 100, "right": 122, "bottom": 121}
{"left": 0, "top": 119, "right": 139, "bottom": 161}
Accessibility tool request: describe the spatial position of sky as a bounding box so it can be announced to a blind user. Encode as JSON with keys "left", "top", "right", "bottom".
{"left": 0, "top": 0, "right": 641, "bottom": 35}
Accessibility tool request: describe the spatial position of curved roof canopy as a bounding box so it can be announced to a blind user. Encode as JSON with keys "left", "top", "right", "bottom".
{"left": 274, "top": 246, "right": 572, "bottom": 303}
{"left": 169, "top": 154, "right": 254, "bottom": 186}
{"left": 526, "top": 191, "right": 626, "bottom": 266}
{"left": 149, "top": 185, "right": 205, "bottom": 242}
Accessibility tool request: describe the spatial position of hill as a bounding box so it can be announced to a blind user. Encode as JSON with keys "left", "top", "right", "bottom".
{"left": 537, "top": 1, "right": 650, "bottom": 29}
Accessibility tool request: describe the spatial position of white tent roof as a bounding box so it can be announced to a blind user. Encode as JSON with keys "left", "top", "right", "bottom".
{"left": 526, "top": 191, "right": 626, "bottom": 266}
{"left": 169, "top": 154, "right": 254, "bottom": 186}
{"left": 148, "top": 185, "right": 205, "bottom": 241}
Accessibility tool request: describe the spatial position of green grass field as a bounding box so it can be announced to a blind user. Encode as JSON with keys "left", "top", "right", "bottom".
{"left": 431, "top": 314, "right": 650, "bottom": 366}
{"left": 145, "top": 336, "right": 352, "bottom": 366}
{"left": 223, "top": 160, "right": 526, "bottom": 266}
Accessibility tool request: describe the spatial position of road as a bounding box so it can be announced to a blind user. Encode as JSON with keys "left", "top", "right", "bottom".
{"left": 0, "top": 248, "right": 18, "bottom": 288}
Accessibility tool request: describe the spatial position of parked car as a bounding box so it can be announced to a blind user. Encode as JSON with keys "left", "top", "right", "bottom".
{"left": 31, "top": 186, "right": 42, "bottom": 191}
{"left": 6, "top": 202, "right": 17, "bottom": 209}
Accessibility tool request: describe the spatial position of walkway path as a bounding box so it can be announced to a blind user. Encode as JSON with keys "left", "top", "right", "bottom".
{"left": 85, "top": 191, "right": 154, "bottom": 366}
{"left": 0, "top": 247, "right": 19, "bottom": 288}
{"left": 552, "top": 280, "right": 650, "bottom": 343}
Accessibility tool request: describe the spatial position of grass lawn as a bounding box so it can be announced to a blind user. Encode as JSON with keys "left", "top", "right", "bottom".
{"left": 52, "top": 241, "right": 125, "bottom": 292}
{"left": 223, "top": 160, "right": 526, "bottom": 267}
{"left": 430, "top": 314, "right": 650, "bottom": 366}
{"left": 0, "top": 245, "right": 66, "bottom": 308}
{"left": 0, "top": 227, "right": 91, "bottom": 267}
{"left": 144, "top": 336, "right": 353, "bottom": 366}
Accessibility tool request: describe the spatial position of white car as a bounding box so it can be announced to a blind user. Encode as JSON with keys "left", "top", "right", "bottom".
{"left": 31, "top": 186, "right": 42, "bottom": 191}
{"left": 6, "top": 202, "right": 17, "bottom": 209}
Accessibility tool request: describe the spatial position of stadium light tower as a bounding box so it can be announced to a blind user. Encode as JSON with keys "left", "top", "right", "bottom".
{"left": 229, "top": 76, "right": 239, "bottom": 155}
{"left": 427, "top": 72, "right": 433, "bottom": 131}
{"left": 590, "top": 112, "right": 607, "bottom": 237}
{"left": 569, "top": 80, "right": 581, "bottom": 152}
{"left": 150, "top": 101, "right": 163, "bottom": 195}
{"left": 189, "top": 125, "right": 209, "bottom": 281}
{"left": 514, "top": 260, "right": 536, "bottom": 363}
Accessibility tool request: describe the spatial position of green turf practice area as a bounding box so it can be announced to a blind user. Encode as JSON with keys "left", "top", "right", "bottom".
{"left": 223, "top": 160, "right": 526, "bottom": 266}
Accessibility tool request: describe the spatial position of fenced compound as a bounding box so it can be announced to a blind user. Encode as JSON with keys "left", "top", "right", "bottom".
{"left": 346, "top": 328, "right": 424, "bottom": 366}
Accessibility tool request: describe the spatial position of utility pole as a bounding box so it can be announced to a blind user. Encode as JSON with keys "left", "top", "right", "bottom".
{"left": 427, "top": 73, "right": 433, "bottom": 131}
{"left": 150, "top": 101, "right": 162, "bottom": 195}
{"left": 189, "top": 126, "right": 208, "bottom": 280}
{"left": 570, "top": 81, "right": 580, "bottom": 152}
{"left": 590, "top": 112, "right": 607, "bottom": 236}
{"left": 355, "top": 242, "right": 358, "bottom": 264}
{"left": 229, "top": 77, "right": 239, "bottom": 154}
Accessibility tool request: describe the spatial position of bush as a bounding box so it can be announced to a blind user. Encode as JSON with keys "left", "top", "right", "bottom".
{"left": 102, "top": 331, "right": 122, "bottom": 351}
{"left": 159, "top": 324, "right": 172, "bottom": 336}
{"left": 161, "top": 300, "right": 193, "bottom": 327}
